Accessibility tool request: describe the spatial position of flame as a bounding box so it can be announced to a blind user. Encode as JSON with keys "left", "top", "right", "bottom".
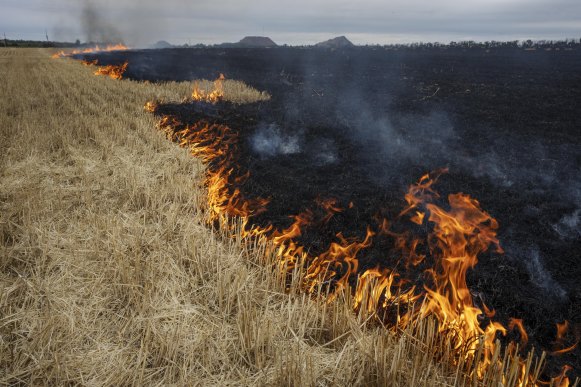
{"left": 315, "top": 197, "right": 343, "bottom": 223}
{"left": 192, "top": 74, "right": 226, "bottom": 103}
{"left": 397, "top": 175, "right": 511, "bottom": 375}
{"left": 557, "top": 321, "right": 570, "bottom": 342}
{"left": 81, "top": 59, "right": 99, "bottom": 66}
{"left": 147, "top": 103, "right": 576, "bottom": 384}
{"left": 144, "top": 101, "right": 159, "bottom": 114}
{"left": 93, "top": 62, "right": 128, "bottom": 80}
{"left": 509, "top": 318, "right": 529, "bottom": 347}
{"left": 155, "top": 116, "right": 270, "bottom": 225}
{"left": 52, "top": 44, "right": 129, "bottom": 59}
{"left": 551, "top": 365, "right": 572, "bottom": 387}
{"left": 552, "top": 320, "right": 579, "bottom": 355}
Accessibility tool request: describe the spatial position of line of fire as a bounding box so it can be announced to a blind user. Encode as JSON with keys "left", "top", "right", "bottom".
{"left": 54, "top": 45, "right": 579, "bottom": 386}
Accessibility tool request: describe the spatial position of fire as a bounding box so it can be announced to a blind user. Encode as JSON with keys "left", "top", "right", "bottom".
{"left": 509, "top": 318, "right": 529, "bottom": 347}
{"left": 93, "top": 62, "right": 128, "bottom": 80}
{"left": 146, "top": 102, "right": 576, "bottom": 385}
{"left": 551, "top": 365, "right": 573, "bottom": 387}
{"left": 81, "top": 59, "right": 99, "bottom": 66}
{"left": 552, "top": 320, "right": 579, "bottom": 355}
{"left": 52, "top": 44, "right": 129, "bottom": 59}
{"left": 144, "top": 101, "right": 159, "bottom": 113}
{"left": 192, "top": 74, "right": 226, "bottom": 103}
{"left": 154, "top": 115, "right": 270, "bottom": 224}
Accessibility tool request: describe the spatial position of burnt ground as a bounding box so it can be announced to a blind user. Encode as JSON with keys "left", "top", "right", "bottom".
{"left": 85, "top": 47, "right": 581, "bottom": 379}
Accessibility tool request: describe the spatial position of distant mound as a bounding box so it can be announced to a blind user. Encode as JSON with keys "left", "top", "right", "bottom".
{"left": 237, "top": 36, "right": 277, "bottom": 48}
{"left": 150, "top": 40, "right": 173, "bottom": 49}
{"left": 315, "top": 36, "right": 354, "bottom": 48}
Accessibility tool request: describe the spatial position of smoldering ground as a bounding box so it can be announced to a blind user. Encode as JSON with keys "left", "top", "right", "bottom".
{"left": 88, "top": 46, "right": 581, "bottom": 377}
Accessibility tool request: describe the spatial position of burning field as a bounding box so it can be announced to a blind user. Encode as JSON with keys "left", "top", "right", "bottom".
{"left": 1, "top": 46, "right": 579, "bottom": 385}
{"left": 88, "top": 46, "right": 580, "bottom": 384}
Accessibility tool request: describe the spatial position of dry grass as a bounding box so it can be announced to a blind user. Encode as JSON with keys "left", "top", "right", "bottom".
{"left": 193, "top": 78, "right": 271, "bottom": 104}
{"left": 0, "top": 48, "right": 543, "bottom": 386}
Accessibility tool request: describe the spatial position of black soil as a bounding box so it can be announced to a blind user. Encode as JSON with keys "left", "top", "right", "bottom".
{"left": 86, "top": 47, "right": 581, "bottom": 379}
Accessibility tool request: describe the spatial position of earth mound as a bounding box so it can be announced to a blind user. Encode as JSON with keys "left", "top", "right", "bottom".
{"left": 315, "top": 36, "right": 354, "bottom": 48}
{"left": 237, "top": 36, "right": 277, "bottom": 48}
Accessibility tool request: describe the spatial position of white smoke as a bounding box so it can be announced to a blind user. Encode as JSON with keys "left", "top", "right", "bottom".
{"left": 512, "top": 245, "right": 568, "bottom": 300}
{"left": 553, "top": 208, "right": 581, "bottom": 239}
{"left": 249, "top": 123, "right": 301, "bottom": 158}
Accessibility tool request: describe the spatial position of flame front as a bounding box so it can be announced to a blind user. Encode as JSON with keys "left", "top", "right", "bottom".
{"left": 145, "top": 100, "right": 574, "bottom": 385}
{"left": 93, "top": 62, "right": 128, "bottom": 80}
{"left": 52, "top": 44, "right": 129, "bottom": 59}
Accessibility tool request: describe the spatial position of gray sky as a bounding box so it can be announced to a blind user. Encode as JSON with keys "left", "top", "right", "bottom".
{"left": 2, "top": 0, "right": 580, "bottom": 46}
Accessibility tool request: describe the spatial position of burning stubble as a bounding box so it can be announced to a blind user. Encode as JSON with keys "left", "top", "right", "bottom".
{"left": 65, "top": 46, "right": 581, "bottom": 383}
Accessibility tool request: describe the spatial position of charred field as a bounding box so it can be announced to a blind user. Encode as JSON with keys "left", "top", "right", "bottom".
{"left": 87, "top": 46, "right": 580, "bottom": 380}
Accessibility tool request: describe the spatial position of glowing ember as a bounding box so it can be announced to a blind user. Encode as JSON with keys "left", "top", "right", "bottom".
{"left": 94, "top": 62, "right": 128, "bottom": 80}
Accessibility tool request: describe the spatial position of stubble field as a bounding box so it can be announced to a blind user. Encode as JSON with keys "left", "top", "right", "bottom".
{"left": 0, "top": 48, "right": 472, "bottom": 386}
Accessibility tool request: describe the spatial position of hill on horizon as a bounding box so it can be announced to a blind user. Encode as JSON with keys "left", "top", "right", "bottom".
{"left": 237, "top": 36, "right": 277, "bottom": 48}
{"left": 315, "top": 36, "right": 354, "bottom": 48}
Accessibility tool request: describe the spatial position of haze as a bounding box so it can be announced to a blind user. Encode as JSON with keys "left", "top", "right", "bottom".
{"left": 2, "top": 0, "right": 580, "bottom": 46}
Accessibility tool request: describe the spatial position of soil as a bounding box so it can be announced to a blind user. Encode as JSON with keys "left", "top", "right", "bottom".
{"left": 85, "top": 47, "right": 581, "bottom": 379}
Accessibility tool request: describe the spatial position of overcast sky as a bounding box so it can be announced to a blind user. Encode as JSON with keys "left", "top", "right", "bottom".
{"left": 2, "top": 0, "right": 580, "bottom": 46}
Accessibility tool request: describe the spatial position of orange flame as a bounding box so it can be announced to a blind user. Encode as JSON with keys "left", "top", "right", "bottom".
{"left": 557, "top": 321, "right": 570, "bottom": 342}
{"left": 509, "top": 318, "right": 529, "bottom": 347}
{"left": 192, "top": 74, "right": 226, "bottom": 103}
{"left": 398, "top": 175, "right": 511, "bottom": 374}
{"left": 81, "top": 59, "right": 99, "bottom": 66}
{"left": 52, "top": 44, "right": 129, "bottom": 59}
{"left": 144, "top": 101, "right": 159, "bottom": 114}
{"left": 552, "top": 320, "right": 579, "bottom": 355}
{"left": 94, "top": 62, "right": 128, "bottom": 80}
{"left": 551, "top": 365, "right": 572, "bottom": 387}
{"left": 147, "top": 103, "right": 575, "bottom": 384}
{"left": 315, "top": 197, "right": 343, "bottom": 224}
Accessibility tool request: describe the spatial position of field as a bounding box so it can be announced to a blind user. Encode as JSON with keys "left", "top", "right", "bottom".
{"left": 88, "top": 46, "right": 581, "bottom": 381}
{"left": 0, "top": 48, "right": 471, "bottom": 386}
{"left": 0, "top": 47, "right": 578, "bottom": 385}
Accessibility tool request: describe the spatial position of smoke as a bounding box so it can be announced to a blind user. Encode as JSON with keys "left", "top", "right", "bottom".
{"left": 81, "top": 2, "right": 123, "bottom": 44}
{"left": 310, "top": 138, "right": 338, "bottom": 166}
{"left": 250, "top": 123, "right": 302, "bottom": 158}
{"left": 553, "top": 208, "right": 581, "bottom": 240}
{"left": 55, "top": 0, "right": 169, "bottom": 47}
{"left": 507, "top": 244, "right": 568, "bottom": 301}
{"left": 249, "top": 122, "right": 339, "bottom": 166}
{"left": 333, "top": 96, "right": 581, "bottom": 220}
